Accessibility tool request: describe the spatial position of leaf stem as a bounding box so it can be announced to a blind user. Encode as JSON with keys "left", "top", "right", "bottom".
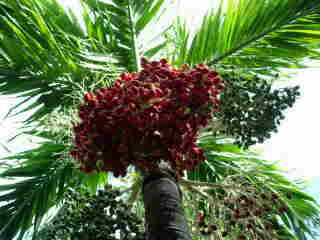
{"left": 180, "top": 179, "right": 257, "bottom": 191}
{"left": 127, "top": 0, "right": 140, "bottom": 72}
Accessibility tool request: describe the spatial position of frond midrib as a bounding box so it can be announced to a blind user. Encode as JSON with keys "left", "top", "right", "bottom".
{"left": 127, "top": 0, "right": 140, "bottom": 72}
{"left": 209, "top": 3, "right": 320, "bottom": 65}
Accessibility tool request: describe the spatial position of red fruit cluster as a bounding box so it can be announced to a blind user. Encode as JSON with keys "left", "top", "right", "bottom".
{"left": 71, "top": 58, "right": 224, "bottom": 177}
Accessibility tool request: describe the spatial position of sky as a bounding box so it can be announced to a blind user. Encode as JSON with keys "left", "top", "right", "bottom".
{"left": 262, "top": 68, "right": 320, "bottom": 179}
{"left": 0, "top": 1, "right": 320, "bottom": 182}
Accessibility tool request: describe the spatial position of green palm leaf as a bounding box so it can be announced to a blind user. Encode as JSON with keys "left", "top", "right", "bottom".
{"left": 0, "top": 0, "right": 96, "bottom": 123}
{"left": 0, "top": 0, "right": 170, "bottom": 123}
{"left": 188, "top": 134, "right": 320, "bottom": 239}
{"left": 81, "top": 0, "right": 171, "bottom": 71}
{"left": 0, "top": 133, "right": 107, "bottom": 239}
{"left": 0, "top": 1, "right": 116, "bottom": 122}
{"left": 0, "top": 142, "right": 74, "bottom": 240}
{"left": 169, "top": 0, "right": 320, "bottom": 78}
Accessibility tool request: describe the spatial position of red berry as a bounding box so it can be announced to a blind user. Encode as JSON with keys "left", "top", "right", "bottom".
{"left": 84, "top": 93, "right": 95, "bottom": 102}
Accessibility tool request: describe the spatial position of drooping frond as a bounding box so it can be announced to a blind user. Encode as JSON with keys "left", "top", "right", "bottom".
{"left": 0, "top": 129, "right": 108, "bottom": 239}
{"left": 0, "top": 0, "right": 121, "bottom": 123}
{"left": 188, "top": 135, "right": 320, "bottom": 239}
{"left": 0, "top": 142, "right": 74, "bottom": 239}
{"left": 0, "top": 0, "right": 170, "bottom": 123}
{"left": 169, "top": 0, "right": 320, "bottom": 78}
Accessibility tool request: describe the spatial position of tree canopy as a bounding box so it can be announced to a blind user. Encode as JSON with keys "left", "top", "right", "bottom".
{"left": 0, "top": 0, "right": 320, "bottom": 239}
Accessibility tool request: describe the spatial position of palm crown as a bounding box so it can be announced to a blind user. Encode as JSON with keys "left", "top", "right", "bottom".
{"left": 0, "top": 0, "right": 320, "bottom": 239}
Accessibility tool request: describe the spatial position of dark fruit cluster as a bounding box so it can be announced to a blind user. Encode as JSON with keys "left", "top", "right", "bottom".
{"left": 219, "top": 191, "right": 287, "bottom": 239}
{"left": 196, "top": 192, "right": 286, "bottom": 239}
{"left": 218, "top": 74, "right": 300, "bottom": 148}
{"left": 195, "top": 211, "right": 219, "bottom": 236}
{"left": 71, "top": 59, "right": 224, "bottom": 177}
{"left": 38, "top": 186, "right": 144, "bottom": 240}
{"left": 187, "top": 181, "right": 290, "bottom": 239}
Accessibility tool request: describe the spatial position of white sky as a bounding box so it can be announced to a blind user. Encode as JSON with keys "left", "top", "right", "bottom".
{"left": 0, "top": 0, "right": 319, "bottom": 180}
{"left": 261, "top": 69, "right": 320, "bottom": 179}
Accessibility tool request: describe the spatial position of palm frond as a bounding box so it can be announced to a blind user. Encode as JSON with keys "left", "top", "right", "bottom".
{"left": 80, "top": 0, "right": 171, "bottom": 71}
{"left": 169, "top": 0, "right": 320, "bottom": 78}
{"left": 162, "top": 18, "right": 190, "bottom": 66}
{"left": 0, "top": 0, "right": 171, "bottom": 123}
{"left": 188, "top": 135, "right": 320, "bottom": 239}
{"left": 0, "top": 0, "right": 123, "bottom": 123}
{"left": 0, "top": 142, "right": 74, "bottom": 240}
{"left": 0, "top": 144, "right": 108, "bottom": 239}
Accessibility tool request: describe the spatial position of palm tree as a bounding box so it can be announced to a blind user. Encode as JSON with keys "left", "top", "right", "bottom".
{"left": 0, "top": 0, "right": 320, "bottom": 239}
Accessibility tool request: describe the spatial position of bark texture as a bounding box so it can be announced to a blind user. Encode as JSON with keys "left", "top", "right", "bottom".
{"left": 142, "top": 171, "right": 191, "bottom": 240}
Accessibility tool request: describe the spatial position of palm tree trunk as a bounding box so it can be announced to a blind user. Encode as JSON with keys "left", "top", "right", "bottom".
{"left": 142, "top": 171, "right": 191, "bottom": 240}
